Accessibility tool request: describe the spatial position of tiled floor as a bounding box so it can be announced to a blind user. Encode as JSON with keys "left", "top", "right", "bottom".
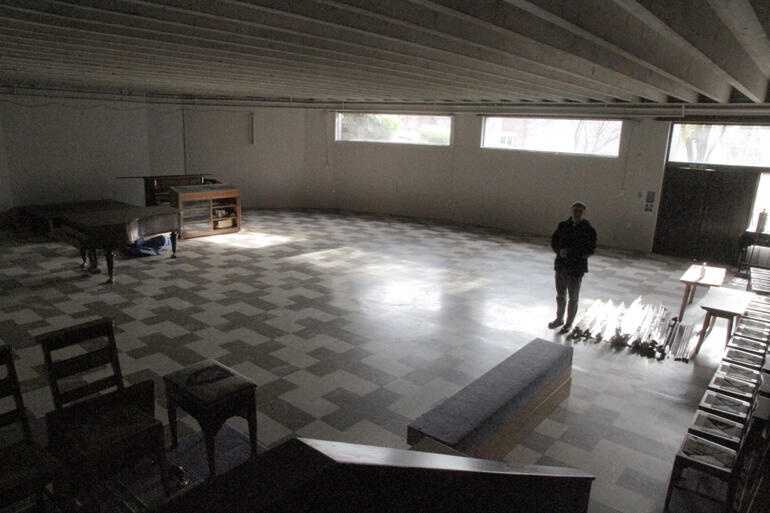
{"left": 0, "top": 209, "right": 735, "bottom": 512}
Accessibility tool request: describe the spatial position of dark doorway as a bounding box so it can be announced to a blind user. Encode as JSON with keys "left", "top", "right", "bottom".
{"left": 653, "top": 164, "right": 759, "bottom": 265}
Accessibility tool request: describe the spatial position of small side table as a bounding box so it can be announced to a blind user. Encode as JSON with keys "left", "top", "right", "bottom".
{"left": 692, "top": 288, "right": 755, "bottom": 357}
{"left": 164, "top": 360, "right": 257, "bottom": 479}
{"left": 678, "top": 264, "right": 726, "bottom": 321}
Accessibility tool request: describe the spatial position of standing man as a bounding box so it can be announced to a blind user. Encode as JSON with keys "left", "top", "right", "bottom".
{"left": 548, "top": 201, "right": 597, "bottom": 334}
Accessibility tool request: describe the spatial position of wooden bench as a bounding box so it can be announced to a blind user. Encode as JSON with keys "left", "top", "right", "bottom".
{"left": 408, "top": 339, "right": 572, "bottom": 460}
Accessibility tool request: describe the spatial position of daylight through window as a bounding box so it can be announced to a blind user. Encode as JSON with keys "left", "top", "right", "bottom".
{"left": 749, "top": 173, "right": 770, "bottom": 232}
{"left": 335, "top": 113, "right": 452, "bottom": 146}
{"left": 669, "top": 123, "right": 770, "bottom": 167}
{"left": 481, "top": 117, "right": 622, "bottom": 156}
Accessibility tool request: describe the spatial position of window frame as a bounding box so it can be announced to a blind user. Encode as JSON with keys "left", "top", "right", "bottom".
{"left": 667, "top": 122, "right": 770, "bottom": 169}
{"left": 334, "top": 112, "right": 454, "bottom": 147}
{"left": 480, "top": 116, "right": 623, "bottom": 158}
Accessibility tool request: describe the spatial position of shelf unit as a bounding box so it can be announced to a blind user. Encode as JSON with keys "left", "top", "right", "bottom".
{"left": 169, "top": 184, "right": 241, "bottom": 239}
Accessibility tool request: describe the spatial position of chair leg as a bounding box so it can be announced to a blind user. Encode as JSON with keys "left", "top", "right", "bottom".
{"left": 247, "top": 399, "right": 258, "bottom": 460}
{"left": 82, "top": 477, "right": 102, "bottom": 513}
{"left": 51, "top": 474, "right": 79, "bottom": 513}
{"left": 34, "top": 490, "right": 47, "bottom": 513}
{"left": 200, "top": 418, "right": 226, "bottom": 479}
{"left": 152, "top": 426, "right": 172, "bottom": 496}
{"left": 664, "top": 458, "right": 684, "bottom": 512}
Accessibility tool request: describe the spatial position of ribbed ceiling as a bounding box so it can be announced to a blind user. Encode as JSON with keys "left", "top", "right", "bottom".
{"left": 0, "top": 0, "right": 768, "bottom": 105}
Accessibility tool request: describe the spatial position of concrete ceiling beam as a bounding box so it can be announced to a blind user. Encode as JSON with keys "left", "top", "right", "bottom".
{"left": 618, "top": 0, "right": 768, "bottom": 102}
{"left": 409, "top": 0, "right": 693, "bottom": 101}
{"left": 0, "top": 0, "right": 624, "bottom": 101}
{"left": 708, "top": 0, "right": 770, "bottom": 75}
{"left": 504, "top": 0, "right": 732, "bottom": 102}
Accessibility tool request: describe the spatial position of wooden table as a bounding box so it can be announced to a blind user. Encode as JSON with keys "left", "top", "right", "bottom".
{"left": 692, "top": 288, "right": 755, "bottom": 356}
{"left": 678, "top": 264, "right": 726, "bottom": 321}
{"left": 164, "top": 360, "right": 257, "bottom": 479}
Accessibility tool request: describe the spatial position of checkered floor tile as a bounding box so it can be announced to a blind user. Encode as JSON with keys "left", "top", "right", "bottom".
{"left": 1, "top": 209, "right": 731, "bottom": 512}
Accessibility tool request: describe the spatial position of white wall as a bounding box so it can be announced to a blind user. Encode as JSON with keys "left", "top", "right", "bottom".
{"left": 0, "top": 98, "right": 310, "bottom": 209}
{"left": 314, "top": 112, "right": 670, "bottom": 252}
{"left": 1, "top": 97, "right": 152, "bottom": 206}
{"left": 147, "top": 107, "right": 185, "bottom": 174}
{"left": 0, "top": 110, "right": 12, "bottom": 211}
{"left": 183, "top": 107, "right": 307, "bottom": 208}
{"left": 0, "top": 95, "right": 669, "bottom": 252}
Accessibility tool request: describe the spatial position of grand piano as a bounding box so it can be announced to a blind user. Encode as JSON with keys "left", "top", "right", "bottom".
{"left": 20, "top": 200, "right": 180, "bottom": 283}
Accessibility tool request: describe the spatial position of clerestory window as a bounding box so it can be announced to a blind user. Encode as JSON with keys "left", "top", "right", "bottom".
{"left": 335, "top": 113, "right": 452, "bottom": 146}
{"left": 481, "top": 117, "right": 622, "bottom": 157}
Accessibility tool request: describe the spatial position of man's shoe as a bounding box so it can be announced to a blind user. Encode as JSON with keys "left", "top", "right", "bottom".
{"left": 559, "top": 325, "right": 572, "bottom": 334}
{"left": 548, "top": 319, "right": 564, "bottom": 329}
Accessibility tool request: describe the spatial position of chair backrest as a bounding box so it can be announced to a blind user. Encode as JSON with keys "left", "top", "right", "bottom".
{"left": 36, "top": 318, "right": 125, "bottom": 410}
{"left": 0, "top": 344, "right": 33, "bottom": 443}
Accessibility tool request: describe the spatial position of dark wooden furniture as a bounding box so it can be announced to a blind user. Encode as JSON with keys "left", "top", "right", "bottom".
{"left": 408, "top": 339, "right": 572, "bottom": 460}
{"left": 692, "top": 287, "right": 755, "bottom": 355}
{"left": 667, "top": 308, "right": 768, "bottom": 513}
{"left": 727, "top": 335, "right": 767, "bottom": 357}
{"left": 169, "top": 184, "right": 241, "bottom": 239}
{"left": 738, "top": 231, "right": 770, "bottom": 274}
{"left": 55, "top": 201, "right": 180, "bottom": 283}
{"left": 707, "top": 372, "right": 757, "bottom": 403}
{"left": 17, "top": 199, "right": 127, "bottom": 233}
{"left": 654, "top": 165, "right": 758, "bottom": 267}
{"left": 158, "top": 437, "right": 595, "bottom": 513}
{"left": 163, "top": 359, "right": 257, "bottom": 478}
{"left": 664, "top": 433, "right": 740, "bottom": 513}
{"left": 37, "top": 318, "right": 171, "bottom": 510}
{"left": 688, "top": 411, "right": 745, "bottom": 450}
{"left": 0, "top": 345, "right": 62, "bottom": 512}
{"left": 117, "top": 174, "right": 213, "bottom": 206}
{"left": 748, "top": 266, "right": 770, "bottom": 294}
{"left": 678, "top": 264, "right": 726, "bottom": 321}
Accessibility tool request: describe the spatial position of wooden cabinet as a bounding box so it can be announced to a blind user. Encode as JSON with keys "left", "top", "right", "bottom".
{"left": 169, "top": 184, "right": 241, "bottom": 239}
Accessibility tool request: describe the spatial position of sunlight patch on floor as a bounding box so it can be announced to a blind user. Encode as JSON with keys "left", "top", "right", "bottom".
{"left": 480, "top": 300, "right": 552, "bottom": 331}
{"left": 194, "top": 231, "right": 295, "bottom": 249}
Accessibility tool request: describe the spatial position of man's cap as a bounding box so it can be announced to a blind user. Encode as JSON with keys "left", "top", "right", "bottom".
{"left": 572, "top": 201, "right": 587, "bottom": 209}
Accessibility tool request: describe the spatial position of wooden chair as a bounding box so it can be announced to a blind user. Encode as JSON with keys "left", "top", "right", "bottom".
{"left": 664, "top": 433, "right": 741, "bottom": 513}
{"left": 0, "top": 344, "right": 62, "bottom": 511}
{"left": 37, "top": 318, "right": 171, "bottom": 511}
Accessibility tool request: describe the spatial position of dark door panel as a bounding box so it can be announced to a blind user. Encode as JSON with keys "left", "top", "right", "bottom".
{"left": 699, "top": 171, "right": 758, "bottom": 264}
{"left": 653, "top": 168, "right": 707, "bottom": 259}
{"left": 653, "top": 166, "right": 758, "bottom": 266}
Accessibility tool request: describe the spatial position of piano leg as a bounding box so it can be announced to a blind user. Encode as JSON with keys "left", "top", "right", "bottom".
{"left": 171, "top": 231, "right": 177, "bottom": 258}
{"left": 105, "top": 249, "right": 115, "bottom": 284}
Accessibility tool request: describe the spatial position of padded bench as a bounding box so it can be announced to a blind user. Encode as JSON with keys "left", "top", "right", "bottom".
{"left": 407, "top": 339, "right": 572, "bottom": 460}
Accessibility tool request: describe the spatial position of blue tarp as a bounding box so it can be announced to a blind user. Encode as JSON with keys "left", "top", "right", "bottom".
{"left": 121, "top": 234, "right": 170, "bottom": 257}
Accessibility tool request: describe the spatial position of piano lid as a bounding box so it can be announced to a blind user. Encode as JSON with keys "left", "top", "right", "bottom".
{"left": 60, "top": 205, "right": 179, "bottom": 245}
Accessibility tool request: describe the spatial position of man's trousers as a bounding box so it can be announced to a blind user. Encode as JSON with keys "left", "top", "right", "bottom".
{"left": 555, "top": 270, "right": 583, "bottom": 326}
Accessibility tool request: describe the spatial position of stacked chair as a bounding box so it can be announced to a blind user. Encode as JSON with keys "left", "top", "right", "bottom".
{"left": 747, "top": 267, "right": 770, "bottom": 296}
{"left": 36, "top": 317, "right": 172, "bottom": 512}
{"left": 1, "top": 317, "right": 174, "bottom": 513}
{"left": 0, "top": 344, "right": 62, "bottom": 512}
{"left": 665, "top": 285, "right": 770, "bottom": 512}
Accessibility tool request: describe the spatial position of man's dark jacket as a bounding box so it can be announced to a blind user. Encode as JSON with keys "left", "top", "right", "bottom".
{"left": 551, "top": 218, "right": 597, "bottom": 276}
